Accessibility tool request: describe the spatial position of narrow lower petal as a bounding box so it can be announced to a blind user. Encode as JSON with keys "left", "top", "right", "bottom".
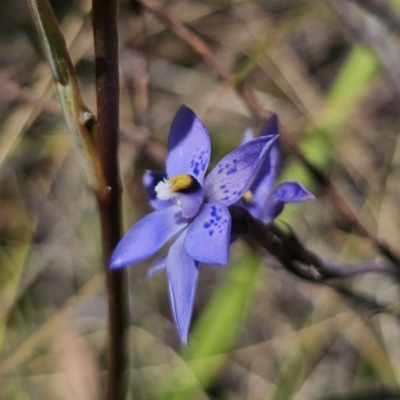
{"left": 143, "top": 170, "right": 174, "bottom": 210}
{"left": 167, "top": 230, "right": 199, "bottom": 344}
{"left": 147, "top": 254, "right": 167, "bottom": 278}
{"left": 184, "top": 202, "right": 231, "bottom": 265}
{"left": 166, "top": 106, "right": 211, "bottom": 184}
{"left": 110, "top": 205, "right": 188, "bottom": 269}
{"left": 262, "top": 181, "right": 315, "bottom": 224}
{"left": 204, "top": 136, "right": 277, "bottom": 206}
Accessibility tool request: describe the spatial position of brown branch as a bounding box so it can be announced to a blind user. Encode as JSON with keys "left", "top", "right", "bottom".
{"left": 138, "top": 0, "right": 400, "bottom": 267}
{"left": 92, "top": 0, "right": 128, "bottom": 399}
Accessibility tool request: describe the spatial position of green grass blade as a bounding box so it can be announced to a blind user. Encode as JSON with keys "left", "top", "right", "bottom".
{"left": 28, "top": 0, "right": 106, "bottom": 197}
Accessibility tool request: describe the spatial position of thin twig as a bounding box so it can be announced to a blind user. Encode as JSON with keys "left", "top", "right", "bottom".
{"left": 138, "top": 0, "right": 400, "bottom": 267}
{"left": 92, "top": 0, "right": 128, "bottom": 399}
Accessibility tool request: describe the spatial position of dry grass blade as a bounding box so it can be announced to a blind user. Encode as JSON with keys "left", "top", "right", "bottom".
{"left": 0, "top": 274, "right": 104, "bottom": 384}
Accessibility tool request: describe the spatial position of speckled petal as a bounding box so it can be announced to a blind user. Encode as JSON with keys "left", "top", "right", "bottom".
{"left": 204, "top": 135, "right": 277, "bottom": 206}
{"left": 110, "top": 205, "right": 188, "bottom": 269}
{"left": 167, "top": 230, "right": 199, "bottom": 344}
{"left": 184, "top": 202, "right": 231, "bottom": 265}
{"left": 262, "top": 181, "right": 315, "bottom": 224}
{"left": 143, "top": 170, "right": 174, "bottom": 210}
{"left": 166, "top": 106, "right": 211, "bottom": 184}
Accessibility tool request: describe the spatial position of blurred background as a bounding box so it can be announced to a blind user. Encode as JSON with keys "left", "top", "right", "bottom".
{"left": 2, "top": 0, "right": 400, "bottom": 399}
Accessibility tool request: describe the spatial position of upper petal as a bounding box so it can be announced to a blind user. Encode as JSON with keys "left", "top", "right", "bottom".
{"left": 110, "top": 205, "right": 188, "bottom": 269}
{"left": 241, "top": 127, "right": 254, "bottom": 145}
{"left": 259, "top": 114, "right": 279, "bottom": 138}
{"left": 167, "top": 230, "right": 199, "bottom": 344}
{"left": 249, "top": 114, "right": 280, "bottom": 205}
{"left": 166, "top": 106, "right": 211, "bottom": 184}
{"left": 249, "top": 140, "right": 280, "bottom": 214}
{"left": 184, "top": 202, "right": 231, "bottom": 265}
{"left": 204, "top": 135, "right": 278, "bottom": 206}
{"left": 262, "top": 181, "right": 315, "bottom": 224}
{"left": 241, "top": 114, "right": 278, "bottom": 144}
{"left": 143, "top": 170, "right": 174, "bottom": 210}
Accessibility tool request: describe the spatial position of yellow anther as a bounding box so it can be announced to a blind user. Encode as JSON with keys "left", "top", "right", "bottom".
{"left": 169, "top": 174, "right": 193, "bottom": 192}
{"left": 243, "top": 190, "right": 253, "bottom": 203}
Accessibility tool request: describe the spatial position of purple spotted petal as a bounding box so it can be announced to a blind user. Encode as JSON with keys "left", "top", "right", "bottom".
{"left": 174, "top": 185, "right": 204, "bottom": 218}
{"left": 204, "top": 135, "right": 278, "bottom": 206}
{"left": 110, "top": 205, "right": 188, "bottom": 269}
{"left": 147, "top": 254, "right": 167, "bottom": 278}
{"left": 143, "top": 170, "right": 174, "bottom": 210}
{"left": 184, "top": 202, "right": 231, "bottom": 265}
{"left": 262, "top": 181, "right": 315, "bottom": 224}
{"left": 167, "top": 230, "right": 199, "bottom": 344}
{"left": 166, "top": 106, "right": 211, "bottom": 184}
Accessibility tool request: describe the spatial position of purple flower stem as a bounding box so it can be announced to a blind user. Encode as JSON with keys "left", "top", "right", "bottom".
{"left": 230, "top": 206, "right": 400, "bottom": 282}
{"left": 230, "top": 206, "right": 400, "bottom": 314}
{"left": 93, "top": 1, "right": 128, "bottom": 400}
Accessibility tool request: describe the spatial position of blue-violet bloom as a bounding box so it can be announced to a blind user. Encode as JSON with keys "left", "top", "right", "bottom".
{"left": 110, "top": 105, "right": 277, "bottom": 343}
{"left": 236, "top": 114, "right": 314, "bottom": 223}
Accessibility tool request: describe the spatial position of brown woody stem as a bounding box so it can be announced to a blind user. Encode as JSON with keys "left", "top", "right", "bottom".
{"left": 92, "top": 0, "right": 128, "bottom": 399}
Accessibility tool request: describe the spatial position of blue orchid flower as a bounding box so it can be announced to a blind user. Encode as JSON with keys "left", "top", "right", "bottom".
{"left": 236, "top": 115, "right": 314, "bottom": 223}
{"left": 110, "top": 105, "right": 277, "bottom": 343}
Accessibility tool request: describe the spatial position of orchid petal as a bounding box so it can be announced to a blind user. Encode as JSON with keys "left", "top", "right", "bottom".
{"left": 250, "top": 140, "right": 280, "bottom": 211}
{"left": 262, "top": 181, "right": 315, "bottom": 223}
{"left": 259, "top": 114, "right": 279, "bottom": 138}
{"left": 167, "top": 230, "right": 199, "bottom": 344}
{"left": 184, "top": 202, "right": 231, "bottom": 265}
{"left": 166, "top": 106, "right": 211, "bottom": 184}
{"left": 241, "top": 114, "right": 278, "bottom": 144}
{"left": 250, "top": 114, "right": 280, "bottom": 206}
{"left": 241, "top": 127, "right": 254, "bottom": 145}
{"left": 147, "top": 254, "right": 167, "bottom": 278}
{"left": 143, "top": 170, "right": 174, "bottom": 210}
{"left": 204, "top": 135, "right": 277, "bottom": 205}
{"left": 110, "top": 205, "right": 188, "bottom": 269}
